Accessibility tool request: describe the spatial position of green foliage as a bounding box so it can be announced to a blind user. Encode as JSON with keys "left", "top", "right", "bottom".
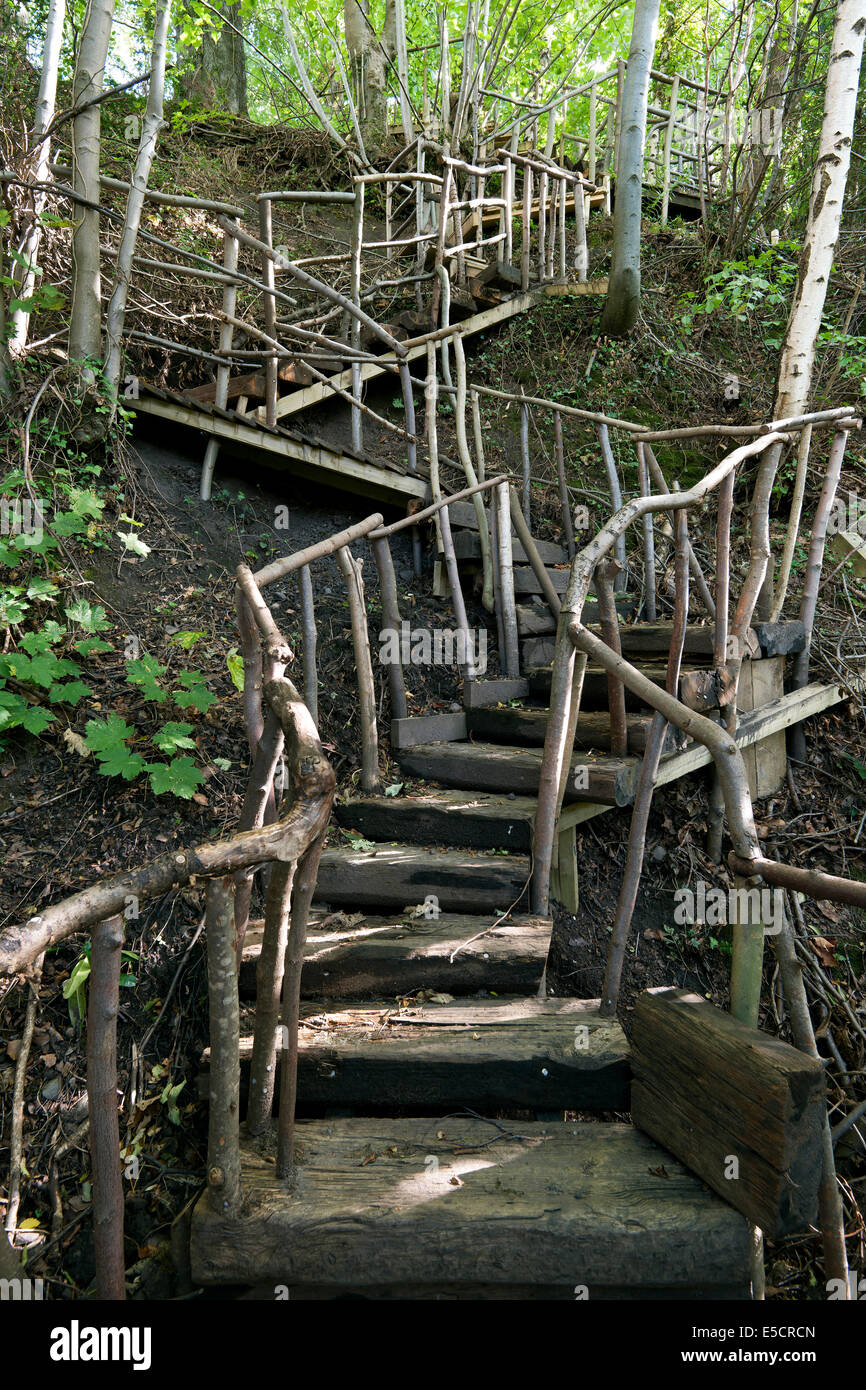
{"left": 61, "top": 941, "right": 139, "bottom": 1028}
{"left": 679, "top": 242, "right": 798, "bottom": 348}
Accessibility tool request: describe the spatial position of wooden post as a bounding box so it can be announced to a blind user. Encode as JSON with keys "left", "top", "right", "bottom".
{"left": 385, "top": 183, "right": 393, "bottom": 260}
{"left": 521, "top": 166, "right": 532, "bottom": 290}
{"left": 538, "top": 167, "right": 548, "bottom": 279}
{"left": 707, "top": 471, "right": 735, "bottom": 861}
{"left": 87, "top": 914, "right": 125, "bottom": 1299}
{"left": 557, "top": 176, "right": 567, "bottom": 280}
{"left": 205, "top": 876, "right": 241, "bottom": 1216}
{"left": 637, "top": 442, "right": 657, "bottom": 620}
{"left": 589, "top": 80, "right": 597, "bottom": 184}
{"left": 299, "top": 564, "right": 318, "bottom": 726}
{"left": 471, "top": 387, "right": 486, "bottom": 480}
{"left": 247, "top": 860, "right": 296, "bottom": 1134}
{"left": 200, "top": 229, "right": 239, "bottom": 500}
{"left": 490, "top": 497, "right": 506, "bottom": 659}
{"left": 596, "top": 423, "right": 627, "bottom": 583}
{"left": 350, "top": 182, "right": 364, "bottom": 451}
{"left": 596, "top": 558, "right": 627, "bottom": 756}
{"left": 336, "top": 544, "right": 379, "bottom": 791}
{"left": 520, "top": 390, "right": 531, "bottom": 521}
{"left": 504, "top": 153, "right": 514, "bottom": 264}
{"left": 661, "top": 73, "right": 680, "bottom": 225}
{"left": 573, "top": 177, "right": 588, "bottom": 282}
{"left": 497, "top": 481, "right": 520, "bottom": 679}
{"left": 373, "top": 536, "right": 408, "bottom": 720}
{"left": 258, "top": 200, "right": 278, "bottom": 428}
{"left": 277, "top": 834, "right": 326, "bottom": 1180}
{"left": 554, "top": 410, "right": 575, "bottom": 559}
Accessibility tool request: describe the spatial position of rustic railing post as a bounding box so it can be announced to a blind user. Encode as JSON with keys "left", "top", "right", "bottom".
{"left": 496, "top": 481, "right": 520, "bottom": 679}
{"left": 277, "top": 833, "right": 327, "bottom": 1180}
{"left": 661, "top": 73, "right": 680, "bottom": 224}
{"left": 336, "top": 544, "right": 380, "bottom": 791}
{"left": 521, "top": 166, "right": 532, "bottom": 290}
{"left": 257, "top": 196, "right": 279, "bottom": 429}
{"left": 88, "top": 913, "right": 125, "bottom": 1299}
{"left": 596, "top": 558, "right": 627, "bottom": 756}
{"left": 373, "top": 536, "right": 408, "bottom": 720}
{"left": 636, "top": 442, "right": 657, "bottom": 620}
{"left": 350, "top": 180, "right": 364, "bottom": 451}
{"left": 299, "top": 564, "right": 318, "bottom": 726}
{"left": 206, "top": 876, "right": 241, "bottom": 1217}
{"left": 554, "top": 410, "right": 575, "bottom": 559}
{"left": 200, "top": 227, "right": 239, "bottom": 500}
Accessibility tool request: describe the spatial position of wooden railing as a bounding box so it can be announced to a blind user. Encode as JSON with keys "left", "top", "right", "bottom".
{"left": 529, "top": 405, "right": 862, "bottom": 1033}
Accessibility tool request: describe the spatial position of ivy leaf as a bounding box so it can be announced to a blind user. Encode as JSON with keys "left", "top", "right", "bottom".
{"left": 146, "top": 757, "right": 204, "bottom": 799}
{"left": 151, "top": 721, "right": 196, "bottom": 753}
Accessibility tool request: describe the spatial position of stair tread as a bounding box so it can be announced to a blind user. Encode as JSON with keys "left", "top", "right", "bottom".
{"left": 316, "top": 843, "right": 530, "bottom": 912}
{"left": 396, "top": 741, "right": 639, "bottom": 806}
{"left": 212, "top": 997, "right": 630, "bottom": 1112}
{"left": 336, "top": 789, "right": 538, "bottom": 849}
{"left": 240, "top": 913, "right": 552, "bottom": 1000}
{"left": 189, "top": 1118, "right": 752, "bottom": 1291}
{"left": 465, "top": 706, "right": 682, "bottom": 753}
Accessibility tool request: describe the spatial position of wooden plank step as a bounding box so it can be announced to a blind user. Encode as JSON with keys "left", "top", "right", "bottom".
{"left": 189, "top": 1119, "right": 752, "bottom": 1294}
{"left": 518, "top": 612, "right": 725, "bottom": 652}
{"left": 208, "top": 998, "right": 630, "bottom": 1114}
{"left": 465, "top": 706, "right": 682, "bottom": 753}
{"left": 464, "top": 678, "right": 530, "bottom": 708}
{"left": 336, "top": 789, "right": 538, "bottom": 850}
{"left": 239, "top": 913, "right": 552, "bottom": 999}
{"left": 631, "top": 989, "right": 825, "bottom": 1238}
{"left": 527, "top": 663, "right": 685, "bottom": 707}
{"left": 453, "top": 531, "right": 567, "bottom": 566}
{"left": 396, "top": 741, "right": 639, "bottom": 806}
{"left": 315, "top": 844, "right": 531, "bottom": 912}
{"left": 514, "top": 566, "right": 569, "bottom": 596}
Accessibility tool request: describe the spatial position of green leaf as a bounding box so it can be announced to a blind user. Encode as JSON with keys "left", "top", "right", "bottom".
{"left": 151, "top": 721, "right": 196, "bottom": 753}
{"left": 126, "top": 654, "right": 168, "bottom": 702}
{"left": 21, "top": 705, "right": 56, "bottom": 734}
{"left": 225, "top": 647, "right": 244, "bottom": 692}
{"left": 26, "top": 577, "right": 58, "bottom": 601}
{"left": 174, "top": 671, "right": 216, "bottom": 713}
{"left": 384, "top": 782, "right": 404, "bottom": 797}
{"left": 65, "top": 598, "right": 111, "bottom": 632}
{"left": 74, "top": 636, "right": 114, "bottom": 656}
{"left": 344, "top": 830, "right": 376, "bottom": 851}
{"left": 168, "top": 630, "right": 205, "bottom": 650}
{"left": 25, "top": 653, "right": 81, "bottom": 688}
{"left": 95, "top": 747, "right": 147, "bottom": 780}
{"left": 84, "top": 713, "right": 136, "bottom": 754}
{"left": 48, "top": 680, "right": 92, "bottom": 706}
{"left": 146, "top": 756, "right": 204, "bottom": 799}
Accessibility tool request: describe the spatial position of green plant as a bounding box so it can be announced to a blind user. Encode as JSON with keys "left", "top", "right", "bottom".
{"left": 679, "top": 241, "right": 798, "bottom": 348}
{"left": 62, "top": 941, "right": 139, "bottom": 1026}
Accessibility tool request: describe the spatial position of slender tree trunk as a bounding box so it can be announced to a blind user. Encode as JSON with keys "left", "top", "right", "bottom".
{"left": 9, "top": 0, "right": 65, "bottom": 355}
{"left": 762, "top": 0, "right": 865, "bottom": 613}
{"left": 344, "top": 0, "right": 396, "bottom": 153}
{"left": 182, "top": 1, "right": 247, "bottom": 115}
{"left": 69, "top": 0, "right": 116, "bottom": 369}
{"left": 599, "top": 0, "right": 661, "bottom": 337}
{"left": 104, "top": 0, "right": 172, "bottom": 391}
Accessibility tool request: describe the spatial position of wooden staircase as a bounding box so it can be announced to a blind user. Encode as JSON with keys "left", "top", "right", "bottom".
{"left": 186, "top": 508, "right": 834, "bottom": 1299}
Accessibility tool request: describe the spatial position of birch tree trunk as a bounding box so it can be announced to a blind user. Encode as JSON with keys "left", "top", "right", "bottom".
{"left": 764, "top": 0, "right": 865, "bottom": 614}
{"left": 599, "top": 0, "right": 661, "bottom": 337}
{"left": 9, "top": 0, "right": 66, "bottom": 355}
{"left": 775, "top": 0, "right": 865, "bottom": 421}
{"left": 104, "top": 0, "right": 172, "bottom": 392}
{"left": 69, "top": 0, "right": 116, "bottom": 370}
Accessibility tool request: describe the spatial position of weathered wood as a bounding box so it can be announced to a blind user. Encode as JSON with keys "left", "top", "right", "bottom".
{"left": 239, "top": 913, "right": 552, "bottom": 1000}
{"left": 738, "top": 656, "right": 787, "bottom": 798}
{"left": 87, "top": 915, "right": 125, "bottom": 1300}
{"left": 452, "top": 531, "right": 566, "bottom": 566}
{"left": 517, "top": 612, "right": 724, "bottom": 651}
{"left": 465, "top": 705, "right": 681, "bottom": 753}
{"left": 336, "top": 546, "right": 380, "bottom": 792}
{"left": 631, "top": 989, "right": 826, "bottom": 1238}
{"left": 463, "top": 677, "right": 530, "bottom": 707}
{"left": 337, "top": 789, "right": 538, "bottom": 851}
{"left": 396, "top": 740, "right": 639, "bottom": 806}
{"left": 315, "top": 844, "right": 531, "bottom": 913}
{"left": 189, "top": 1119, "right": 751, "bottom": 1292}
{"left": 216, "top": 997, "right": 630, "bottom": 1114}
{"left": 751, "top": 620, "right": 807, "bottom": 657}
{"left": 390, "top": 712, "right": 467, "bottom": 749}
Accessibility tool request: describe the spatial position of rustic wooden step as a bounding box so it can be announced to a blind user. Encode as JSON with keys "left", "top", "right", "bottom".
{"left": 465, "top": 706, "right": 682, "bottom": 753}
{"left": 527, "top": 662, "right": 684, "bottom": 707}
{"left": 396, "top": 741, "right": 639, "bottom": 806}
{"left": 239, "top": 913, "right": 552, "bottom": 999}
{"left": 452, "top": 531, "right": 567, "bottom": 566}
{"left": 336, "top": 789, "right": 538, "bottom": 850}
{"left": 463, "top": 678, "right": 530, "bottom": 708}
{"left": 316, "top": 844, "right": 531, "bottom": 912}
{"left": 514, "top": 565, "right": 569, "bottom": 596}
{"left": 631, "top": 988, "right": 826, "bottom": 1238}
{"left": 208, "top": 998, "right": 630, "bottom": 1114}
{"left": 517, "top": 612, "right": 725, "bottom": 651}
{"left": 189, "top": 1119, "right": 752, "bottom": 1295}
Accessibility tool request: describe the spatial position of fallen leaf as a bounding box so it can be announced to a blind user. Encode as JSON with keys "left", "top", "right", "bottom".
{"left": 810, "top": 936, "right": 837, "bottom": 968}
